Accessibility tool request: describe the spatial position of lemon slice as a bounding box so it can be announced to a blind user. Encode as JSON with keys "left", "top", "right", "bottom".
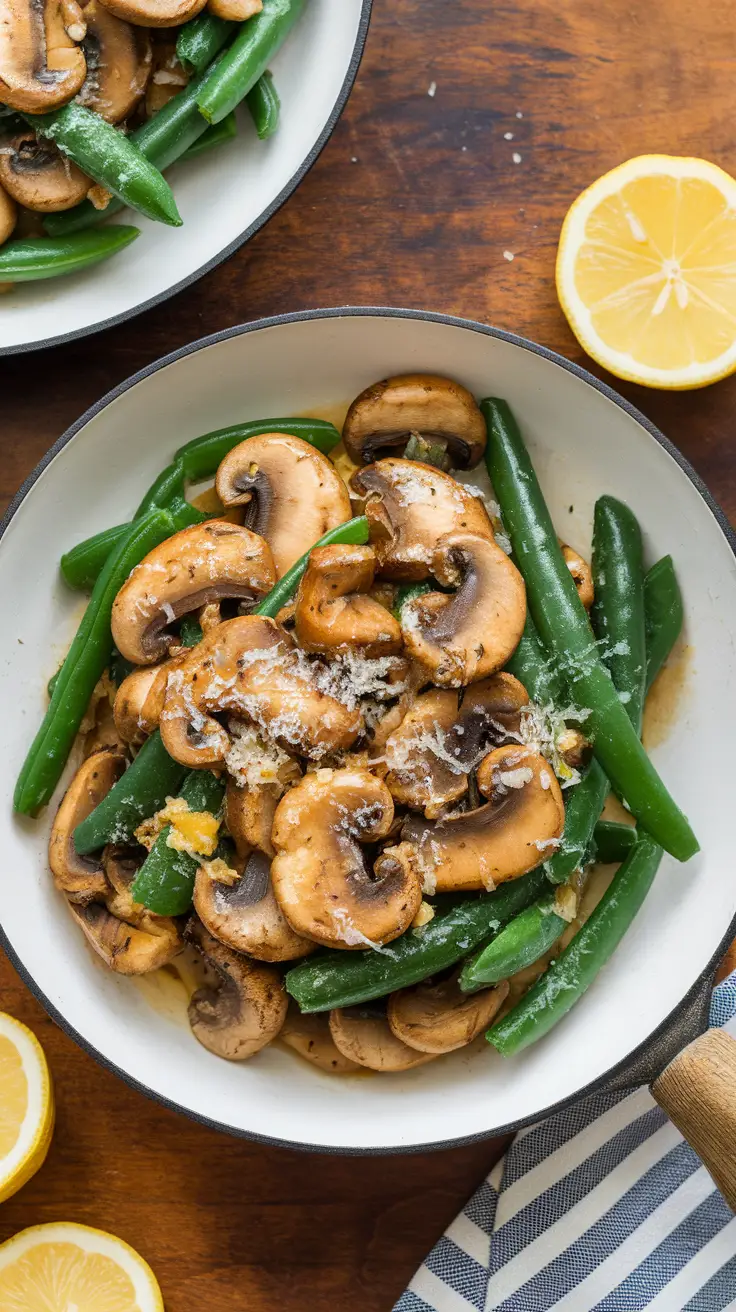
{"left": 0, "top": 1224, "right": 164, "bottom": 1312}
{"left": 0, "top": 1012, "right": 54, "bottom": 1204}
{"left": 556, "top": 154, "right": 736, "bottom": 388}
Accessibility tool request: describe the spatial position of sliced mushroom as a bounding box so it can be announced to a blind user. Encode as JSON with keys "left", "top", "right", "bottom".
{"left": 350, "top": 459, "right": 494, "bottom": 582}
{"left": 384, "top": 673, "right": 529, "bottom": 817}
{"left": 111, "top": 522, "right": 276, "bottom": 666}
{"left": 113, "top": 655, "right": 181, "bottom": 744}
{"left": 160, "top": 615, "right": 361, "bottom": 769}
{"left": 225, "top": 775, "right": 278, "bottom": 857}
{"left": 294, "top": 543, "right": 402, "bottom": 657}
{"left": 271, "top": 768, "right": 422, "bottom": 949}
{"left": 562, "top": 543, "right": 594, "bottom": 609}
{"left": 280, "top": 1005, "right": 361, "bottom": 1074}
{"left": 215, "top": 434, "right": 351, "bottom": 579}
{"left": 76, "top": 0, "right": 151, "bottom": 121}
{"left": 96, "top": 0, "right": 206, "bottom": 27}
{"left": 401, "top": 531, "right": 526, "bottom": 687}
{"left": 49, "top": 749, "right": 124, "bottom": 903}
{"left": 0, "top": 131, "right": 89, "bottom": 211}
{"left": 403, "top": 744, "right": 565, "bottom": 892}
{"left": 0, "top": 181, "right": 16, "bottom": 244}
{"left": 69, "top": 900, "right": 182, "bottom": 973}
{"left": 342, "top": 375, "right": 486, "bottom": 469}
{"left": 194, "top": 850, "right": 314, "bottom": 962}
{"left": 208, "top": 0, "right": 261, "bottom": 19}
{"left": 388, "top": 976, "right": 509, "bottom": 1054}
{"left": 329, "top": 1006, "right": 435, "bottom": 1072}
{"left": 186, "top": 919, "right": 287, "bottom": 1060}
{"left": 0, "top": 0, "right": 87, "bottom": 111}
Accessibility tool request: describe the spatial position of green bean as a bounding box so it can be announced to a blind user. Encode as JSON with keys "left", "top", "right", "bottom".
{"left": 391, "top": 581, "right": 430, "bottom": 623}
{"left": 182, "top": 111, "right": 238, "bottom": 160}
{"left": 175, "top": 415, "right": 340, "bottom": 478}
{"left": 26, "top": 105, "right": 181, "bottom": 227}
{"left": 592, "top": 495, "right": 647, "bottom": 734}
{"left": 593, "top": 820, "right": 636, "bottom": 864}
{"left": 14, "top": 509, "right": 175, "bottom": 817}
{"left": 505, "top": 612, "right": 565, "bottom": 706}
{"left": 246, "top": 70, "right": 280, "bottom": 138}
{"left": 178, "top": 616, "right": 204, "bottom": 647}
{"left": 60, "top": 497, "right": 206, "bottom": 592}
{"left": 644, "top": 556, "right": 683, "bottom": 691}
{"left": 177, "top": 12, "right": 235, "bottom": 75}
{"left": 73, "top": 730, "right": 187, "bottom": 855}
{"left": 131, "top": 770, "right": 225, "bottom": 915}
{"left": 0, "top": 226, "right": 139, "bottom": 281}
{"left": 460, "top": 892, "right": 566, "bottom": 991}
{"left": 482, "top": 398, "right": 697, "bottom": 862}
{"left": 545, "top": 759, "right": 609, "bottom": 884}
{"left": 286, "top": 870, "right": 548, "bottom": 1013}
{"left": 255, "top": 517, "right": 369, "bottom": 618}
{"left": 196, "top": 0, "right": 306, "bottom": 125}
{"left": 488, "top": 834, "right": 663, "bottom": 1055}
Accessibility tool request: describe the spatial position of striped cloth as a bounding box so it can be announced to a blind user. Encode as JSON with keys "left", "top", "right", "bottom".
{"left": 396, "top": 972, "right": 736, "bottom": 1312}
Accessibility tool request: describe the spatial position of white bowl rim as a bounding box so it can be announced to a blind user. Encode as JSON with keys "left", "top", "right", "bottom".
{"left": 3, "top": 305, "right": 735, "bottom": 1154}
{"left": 0, "top": 4, "right": 373, "bottom": 358}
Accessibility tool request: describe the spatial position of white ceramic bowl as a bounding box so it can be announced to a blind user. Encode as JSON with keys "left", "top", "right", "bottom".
{"left": 2, "top": 309, "right": 734, "bottom": 1153}
{"left": 0, "top": 2, "right": 371, "bottom": 355}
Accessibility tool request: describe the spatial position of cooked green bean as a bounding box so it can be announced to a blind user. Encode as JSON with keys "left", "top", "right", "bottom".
{"left": 505, "top": 612, "right": 565, "bottom": 706}
{"left": 178, "top": 616, "right": 204, "bottom": 648}
{"left": 175, "top": 415, "right": 340, "bottom": 478}
{"left": 60, "top": 498, "right": 206, "bottom": 592}
{"left": 391, "top": 581, "right": 431, "bottom": 623}
{"left": 644, "top": 556, "right": 683, "bottom": 691}
{"left": 592, "top": 495, "right": 647, "bottom": 734}
{"left": 482, "top": 397, "right": 697, "bottom": 862}
{"left": 545, "top": 759, "right": 609, "bottom": 884}
{"left": 255, "top": 517, "right": 369, "bottom": 618}
{"left": 593, "top": 820, "right": 636, "bottom": 864}
{"left": 460, "top": 892, "right": 566, "bottom": 990}
{"left": 177, "top": 11, "right": 235, "bottom": 75}
{"left": 182, "top": 111, "right": 238, "bottom": 160}
{"left": 14, "top": 509, "right": 175, "bottom": 817}
{"left": 0, "top": 227, "right": 139, "bottom": 281}
{"left": 197, "top": 0, "right": 306, "bottom": 125}
{"left": 246, "top": 70, "right": 281, "bottom": 138}
{"left": 73, "top": 730, "right": 187, "bottom": 855}
{"left": 131, "top": 770, "right": 225, "bottom": 916}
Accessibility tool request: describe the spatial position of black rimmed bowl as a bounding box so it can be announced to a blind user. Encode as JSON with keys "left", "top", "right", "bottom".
{"left": 0, "top": 2, "right": 372, "bottom": 355}
{"left": 2, "top": 307, "right": 733, "bottom": 1153}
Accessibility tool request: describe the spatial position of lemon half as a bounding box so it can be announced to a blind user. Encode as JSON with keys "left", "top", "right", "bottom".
{"left": 0, "top": 1012, "right": 54, "bottom": 1204}
{"left": 0, "top": 1223, "right": 164, "bottom": 1312}
{"left": 557, "top": 154, "right": 736, "bottom": 388}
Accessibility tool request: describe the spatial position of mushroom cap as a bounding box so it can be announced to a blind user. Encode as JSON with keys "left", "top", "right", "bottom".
{"left": 160, "top": 615, "right": 361, "bottom": 769}
{"left": 329, "top": 1007, "right": 435, "bottom": 1072}
{"left": 384, "top": 674, "right": 529, "bottom": 817}
{"left": 403, "top": 744, "right": 565, "bottom": 892}
{"left": 193, "top": 850, "right": 315, "bottom": 963}
{"left": 294, "top": 543, "right": 403, "bottom": 657}
{"left": 0, "top": 183, "right": 16, "bottom": 245}
{"left": 49, "top": 749, "right": 125, "bottom": 903}
{"left": 280, "top": 1005, "right": 361, "bottom": 1074}
{"left": 186, "top": 919, "right": 287, "bottom": 1061}
{"left": 95, "top": 0, "right": 206, "bottom": 25}
{"left": 225, "top": 776, "right": 278, "bottom": 858}
{"left": 0, "top": 0, "right": 87, "bottom": 111}
{"left": 342, "top": 374, "right": 487, "bottom": 469}
{"left": 68, "top": 899, "right": 182, "bottom": 974}
{"left": 401, "top": 531, "right": 527, "bottom": 686}
{"left": 271, "top": 767, "right": 423, "bottom": 949}
{"left": 215, "top": 434, "right": 352, "bottom": 580}
{"left": 0, "top": 132, "right": 89, "bottom": 211}
{"left": 76, "top": 0, "right": 151, "bottom": 122}
{"left": 387, "top": 976, "right": 509, "bottom": 1054}
{"left": 111, "top": 522, "right": 276, "bottom": 665}
{"left": 562, "top": 543, "right": 594, "bottom": 610}
{"left": 350, "top": 459, "right": 494, "bottom": 582}
{"left": 113, "top": 657, "right": 179, "bottom": 744}
{"left": 208, "top": 0, "right": 261, "bottom": 17}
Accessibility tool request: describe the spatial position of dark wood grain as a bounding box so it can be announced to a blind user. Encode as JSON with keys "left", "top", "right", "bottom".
{"left": 1, "top": 0, "right": 735, "bottom": 1307}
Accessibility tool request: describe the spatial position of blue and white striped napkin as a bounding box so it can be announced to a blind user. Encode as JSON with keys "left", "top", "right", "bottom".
{"left": 396, "top": 972, "right": 736, "bottom": 1312}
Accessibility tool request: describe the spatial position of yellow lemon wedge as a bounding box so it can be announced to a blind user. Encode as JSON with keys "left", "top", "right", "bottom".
{"left": 556, "top": 155, "right": 736, "bottom": 388}
{"left": 0, "top": 1012, "right": 54, "bottom": 1204}
{"left": 0, "top": 1224, "right": 164, "bottom": 1312}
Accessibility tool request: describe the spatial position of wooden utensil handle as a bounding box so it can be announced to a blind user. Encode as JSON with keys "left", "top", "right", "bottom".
{"left": 652, "top": 1029, "right": 736, "bottom": 1210}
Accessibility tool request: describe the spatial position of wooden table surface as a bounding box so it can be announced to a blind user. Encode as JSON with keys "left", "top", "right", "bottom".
{"left": 2, "top": 1, "right": 736, "bottom": 1308}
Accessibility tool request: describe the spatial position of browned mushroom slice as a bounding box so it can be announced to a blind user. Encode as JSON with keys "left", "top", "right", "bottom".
{"left": 342, "top": 375, "right": 486, "bottom": 469}
{"left": 111, "top": 522, "right": 276, "bottom": 665}
{"left": 186, "top": 919, "right": 287, "bottom": 1060}
{"left": 562, "top": 543, "right": 594, "bottom": 609}
{"left": 0, "top": 183, "right": 16, "bottom": 245}
{"left": 350, "top": 458, "right": 494, "bottom": 582}
{"left": 0, "top": 132, "right": 89, "bottom": 211}
{"left": 49, "top": 749, "right": 125, "bottom": 903}
{"left": 96, "top": 0, "right": 206, "bottom": 26}
{"left": 294, "top": 543, "right": 402, "bottom": 657}
{"left": 76, "top": 0, "right": 151, "bottom": 121}
{"left": 280, "top": 1005, "right": 361, "bottom": 1074}
{"left": 215, "top": 434, "right": 351, "bottom": 579}
{"left": 69, "top": 900, "right": 182, "bottom": 973}
{"left": 388, "top": 976, "right": 509, "bottom": 1054}
{"left": 403, "top": 744, "right": 565, "bottom": 893}
{"left": 225, "top": 776, "right": 278, "bottom": 857}
{"left": 401, "top": 531, "right": 526, "bottom": 687}
{"left": 0, "top": 0, "right": 87, "bottom": 111}
{"left": 113, "top": 654, "right": 183, "bottom": 745}
{"left": 329, "top": 1006, "right": 436, "bottom": 1072}
{"left": 271, "top": 768, "right": 422, "bottom": 949}
{"left": 160, "top": 615, "right": 361, "bottom": 769}
{"left": 208, "top": 0, "right": 261, "bottom": 17}
{"left": 194, "top": 850, "right": 314, "bottom": 962}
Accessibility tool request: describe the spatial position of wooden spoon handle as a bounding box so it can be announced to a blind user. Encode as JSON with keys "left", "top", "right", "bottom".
{"left": 651, "top": 1029, "right": 736, "bottom": 1210}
